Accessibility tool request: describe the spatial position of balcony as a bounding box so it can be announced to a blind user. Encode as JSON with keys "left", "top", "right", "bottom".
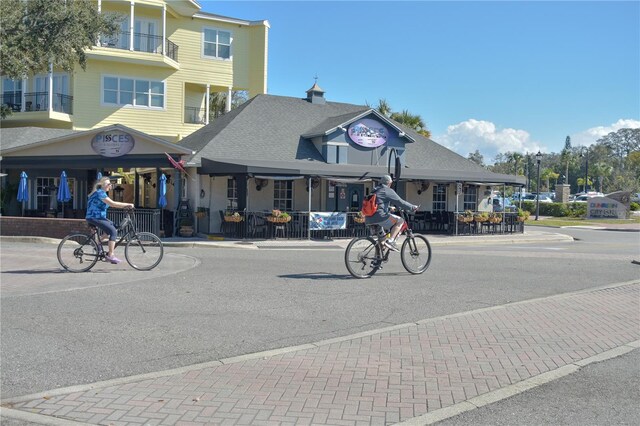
{"left": 99, "top": 31, "right": 179, "bottom": 62}
{"left": 185, "top": 106, "right": 206, "bottom": 124}
{"left": 2, "top": 92, "right": 73, "bottom": 125}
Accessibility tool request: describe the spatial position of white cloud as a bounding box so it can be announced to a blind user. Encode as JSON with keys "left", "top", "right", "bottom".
{"left": 571, "top": 119, "right": 640, "bottom": 147}
{"left": 435, "top": 119, "right": 542, "bottom": 163}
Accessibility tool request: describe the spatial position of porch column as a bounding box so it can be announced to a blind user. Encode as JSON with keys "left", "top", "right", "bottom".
{"left": 162, "top": 4, "right": 166, "bottom": 56}
{"left": 134, "top": 169, "right": 140, "bottom": 206}
{"left": 47, "top": 62, "right": 53, "bottom": 112}
{"left": 226, "top": 86, "right": 232, "bottom": 112}
{"left": 235, "top": 174, "right": 247, "bottom": 211}
{"left": 205, "top": 85, "right": 210, "bottom": 125}
{"left": 129, "top": 1, "right": 134, "bottom": 52}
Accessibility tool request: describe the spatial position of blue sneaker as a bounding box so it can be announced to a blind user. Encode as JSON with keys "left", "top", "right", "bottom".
{"left": 105, "top": 254, "right": 122, "bottom": 264}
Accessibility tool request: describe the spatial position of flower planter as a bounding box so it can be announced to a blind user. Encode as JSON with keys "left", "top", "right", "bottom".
{"left": 179, "top": 226, "right": 194, "bottom": 237}
{"left": 266, "top": 216, "right": 291, "bottom": 224}
{"left": 354, "top": 217, "right": 366, "bottom": 224}
{"left": 458, "top": 217, "right": 473, "bottom": 223}
{"left": 224, "top": 216, "right": 243, "bottom": 222}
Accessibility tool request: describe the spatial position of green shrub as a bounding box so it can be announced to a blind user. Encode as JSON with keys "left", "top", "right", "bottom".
{"left": 566, "top": 203, "right": 587, "bottom": 217}
{"left": 518, "top": 201, "right": 568, "bottom": 217}
{"left": 631, "top": 202, "right": 639, "bottom": 211}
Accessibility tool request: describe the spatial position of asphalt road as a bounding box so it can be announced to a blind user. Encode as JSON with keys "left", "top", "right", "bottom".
{"left": 1, "top": 228, "right": 638, "bottom": 418}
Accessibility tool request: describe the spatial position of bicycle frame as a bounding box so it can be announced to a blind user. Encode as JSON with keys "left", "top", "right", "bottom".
{"left": 89, "top": 210, "right": 137, "bottom": 257}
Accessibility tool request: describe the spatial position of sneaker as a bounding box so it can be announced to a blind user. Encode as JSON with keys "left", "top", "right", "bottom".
{"left": 384, "top": 239, "right": 400, "bottom": 252}
{"left": 105, "top": 255, "right": 122, "bottom": 264}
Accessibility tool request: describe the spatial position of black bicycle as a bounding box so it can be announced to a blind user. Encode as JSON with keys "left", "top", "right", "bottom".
{"left": 345, "top": 208, "right": 432, "bottom": 278}
{"left": 57, "top": 208, "right": 164, "bottom": 272}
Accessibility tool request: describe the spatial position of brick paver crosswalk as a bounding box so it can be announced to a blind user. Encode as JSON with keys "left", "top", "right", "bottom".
{"left": 4, "top": 282, "right": 639, "bottom": 425}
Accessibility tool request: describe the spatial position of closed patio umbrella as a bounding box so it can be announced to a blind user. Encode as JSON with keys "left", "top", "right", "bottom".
{"left": 57, "top": 171, "right": 71, "bottom": 217}
{"left": 17, "top": 171, "right": 28, "bottom": 216}
{"left": 158, "top": 173, "right": 167, "bottom": 230}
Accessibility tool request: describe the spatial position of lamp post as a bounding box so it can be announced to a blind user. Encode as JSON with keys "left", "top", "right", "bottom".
{"left": 535, "top": 151, "right": 542, "bottom": 221}
{"left": 584, "top": 148, "right": 589, "bottom": 193}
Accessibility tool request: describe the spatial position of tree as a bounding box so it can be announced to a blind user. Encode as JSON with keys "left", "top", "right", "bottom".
{"left": 468, "top": 150, "right": 485, "bottom": 167}
{"left": 560, "top": 136, "right": 572, "bottom": 184}
{"left": 365, "top": 99, "right": 432, "bottom": 138}
{"left": 0, "top": 0, "right": 120, "bottom": 79}
{"left": 208, "top": 90, "right": 248, "bottom": 121}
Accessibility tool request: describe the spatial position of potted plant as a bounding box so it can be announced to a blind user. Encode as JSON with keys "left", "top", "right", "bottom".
{"left": 224, "top": 211, "right": 243, "bottom": 222}
{"left": 267, "top": 209, "right": 291, "bottom": 223}
{"left": 195, "top": 207, "right": 208, "bottom": 219}
{"left": 179, "top": 218, "right": 194, "bottom": 236}
{"left": 458, "top": 210, "right": 474, "bottom": 223}
{"left": 517, "top": 208, "right": 530, "bottom": 222}
{"left": 354, "top": 211, "right": 366, "bottom": 223}
{"left": 488, "top": 212, "right": 502, "bottom": 223}
{"left": 474, "top": 212, "right": 489, "bottom": 223}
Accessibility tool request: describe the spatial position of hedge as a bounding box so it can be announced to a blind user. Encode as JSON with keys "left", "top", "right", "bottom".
{"left": 519, "top": 201, "right": 586, "bottom": 217}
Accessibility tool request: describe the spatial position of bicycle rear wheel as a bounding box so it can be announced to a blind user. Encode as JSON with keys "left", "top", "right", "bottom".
{"left": 57, "top": 233, "right": 99, "bottom": 272}
{"left": 125, "top": 232, "right": 164, "bottom": 271}
{"left": 400, "top": 234, "right": 432, "bottom": 274}
{"left": 345, "top": 236, "right": 381, "bottom": 279}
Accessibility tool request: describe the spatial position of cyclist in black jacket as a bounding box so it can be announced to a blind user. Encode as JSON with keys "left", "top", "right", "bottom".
{"left": 365, "top": 175, "right": 417, "bottom": 252}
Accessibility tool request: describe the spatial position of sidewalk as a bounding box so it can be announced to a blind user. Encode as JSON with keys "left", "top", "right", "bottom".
{"left": 2, "top": 281, "right": 638, "bottom": 425}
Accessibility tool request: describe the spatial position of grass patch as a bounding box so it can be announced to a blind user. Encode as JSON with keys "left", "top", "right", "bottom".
{"left": 526, "top": 216, "right": 640, "bottom": 227}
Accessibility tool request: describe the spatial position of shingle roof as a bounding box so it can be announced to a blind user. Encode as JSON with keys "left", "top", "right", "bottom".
{"left": 179, "top": 94, "right": 524, "bottom": 184}
{"left": 0, "top": 127, "right": 80, "bottom": 152}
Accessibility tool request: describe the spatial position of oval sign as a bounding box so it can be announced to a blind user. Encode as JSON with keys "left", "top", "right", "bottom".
{"left": 348, "top": 118, "right": 388, "bottom": 148}
{"left": 91, "top": 131, "right": 135, "bottom": 157}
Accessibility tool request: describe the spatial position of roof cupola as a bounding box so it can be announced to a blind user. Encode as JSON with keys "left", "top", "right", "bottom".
{"left": 305, "top": 81, "right": 326, "bottom": 104}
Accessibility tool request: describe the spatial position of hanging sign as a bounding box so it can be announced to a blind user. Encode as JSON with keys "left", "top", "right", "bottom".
{"left": 348, "top": 118, "right": 388, "bottom": 148}
{"left": 309, "top": 212, "right": 347, "bottom": 230}
{"left": 91, "top": 131, "right": 135, "bottom": 157}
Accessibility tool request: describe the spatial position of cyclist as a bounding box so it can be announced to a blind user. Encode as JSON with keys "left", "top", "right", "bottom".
{"left": 86, "top": 176, "right": 134, "bottom": 264}
{"left": 365, "top": 174, "right": 418, "bottom": 252}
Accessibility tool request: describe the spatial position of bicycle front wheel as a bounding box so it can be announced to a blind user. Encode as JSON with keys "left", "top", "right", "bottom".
{"left": 57, "top": 233, "right": 99, "bottom": 272}
{"left": 125, "top": 232, "right": 164, "bottom": 271}
{"left": 345, "top": 236, "right": 381, "bottom": 279}
{"left": 401, "top": 234, "right": 432, "bottom": 274}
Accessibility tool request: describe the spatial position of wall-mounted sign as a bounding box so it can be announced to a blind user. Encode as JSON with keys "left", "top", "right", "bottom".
{"left": 91, "top": 131, "right": 135, "bottom": 157}
{"left": 348, "top": 119, "right": 388, "bottom": 148}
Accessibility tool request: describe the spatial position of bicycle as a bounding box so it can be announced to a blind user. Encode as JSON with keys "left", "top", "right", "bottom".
{"left": 57, "top": 208, "right": 164, "bottom": 272}
{"left": 344, "top": 208, "right": 432, "bottom": 278}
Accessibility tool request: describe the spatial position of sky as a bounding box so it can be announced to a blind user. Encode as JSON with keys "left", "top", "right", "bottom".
{"left": 203, "top": 1, "right": 640, "bottom": 163}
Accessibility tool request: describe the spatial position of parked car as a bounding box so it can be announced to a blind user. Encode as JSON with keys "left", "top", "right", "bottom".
{"left": 573, "top": 192, "right": 604, "bottom": 203}
{"left": 490, "top": 196, "right": 517, "bottom": 212}
{"left": 521, "top": 193, "right": 553, "bottom": 203}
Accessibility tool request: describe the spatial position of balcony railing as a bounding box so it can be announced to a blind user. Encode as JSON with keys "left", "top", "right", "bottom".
{"left": 99, "top": 31, "right": 179, "bottom": 62}
{"left": 2, "top": 92, "right": 73, "bottom": 114}
{"left": 185, "top": 106, "right": 206, "bottom": 124}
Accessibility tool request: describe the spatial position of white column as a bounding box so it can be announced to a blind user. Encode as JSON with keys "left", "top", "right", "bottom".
{"left": 129, "top": 1, "right": 134, "bottom": 51}
{"left": 48, "top": 62, "right": 53, "bottom": 112}
{"left": 162, "top": 4, "right": 166, "bottom": 56}
{"left": 205, "top": 85, "right": 210, "bottom": 125}
{"left": 21, "top": 77, "right": 26, "bottom": 112}
{"left": 226, "top": 86, "right": 232, "bottom": 112}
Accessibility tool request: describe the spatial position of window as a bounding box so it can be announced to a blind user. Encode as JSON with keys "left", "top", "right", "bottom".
{"left": 432, "top": 184, "right": 447, "bottom": 212}
{"left": 2, "top": 78, "right": 22, "bottom": 108}
{"left": 102, "top": 76, "right": 164, "bottom": 108}
{"left": 203, "top": 28, "right": 232, "bottom": 59}
{"left": 226, "top": 178, "right": 238, "bottom": 210}
{"left": 463, "top": 186, "right": 477, "bottom": 211}
{"left": 36, "top": 177, "right": 56, "bottom": 211}
{"left": 273, "top": 180, "right": 293, "bottom": 211}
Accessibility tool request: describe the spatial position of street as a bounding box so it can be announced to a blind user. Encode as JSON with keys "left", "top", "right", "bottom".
{"left": 1, "top": 227, "right": 639, "bottom": 424}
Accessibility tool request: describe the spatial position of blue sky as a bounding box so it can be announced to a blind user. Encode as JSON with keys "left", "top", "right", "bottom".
{"left": 203, "top": 1, "right": 639, "bottom": 163}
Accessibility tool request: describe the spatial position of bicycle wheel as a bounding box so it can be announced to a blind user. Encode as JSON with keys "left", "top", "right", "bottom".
{"left": 125, "top": 232, "right": 164, "bottom": 271}
{"left": 400, "top": 234, "right": 432, "bottom": 274}
{"left": 57, "top": 233, "right": 99, "bottom": 272}
{"left": 345, "top": 236, "right": 381, "bottom": 279}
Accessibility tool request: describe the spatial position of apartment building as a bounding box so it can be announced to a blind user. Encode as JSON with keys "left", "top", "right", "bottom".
{"left": 0, "top": 0, "right": 269, "bottom": 229}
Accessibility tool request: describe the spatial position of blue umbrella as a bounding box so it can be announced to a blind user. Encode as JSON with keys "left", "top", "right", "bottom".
{"left": 158, "top": 173, "right": 167, "bottom": 231}
{"left": 17, "top": 171, "right": 28, "bottom": 216}
{"left": 57, "top": 171, "right": 71, "bottom": 217}
{"left": 158, "top": 173, "right": 167, "bottom": 208}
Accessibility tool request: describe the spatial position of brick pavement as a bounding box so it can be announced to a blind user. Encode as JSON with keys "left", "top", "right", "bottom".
{"left": 3, "top": 281, "right": 639, "bottom": 426}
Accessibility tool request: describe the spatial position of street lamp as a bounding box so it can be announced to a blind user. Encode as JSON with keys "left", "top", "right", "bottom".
{"left": 535, "top": 151, "right": 542, "bottom": 221}
{"left": 581, "top": 147, "right": 590, "bottom": 193}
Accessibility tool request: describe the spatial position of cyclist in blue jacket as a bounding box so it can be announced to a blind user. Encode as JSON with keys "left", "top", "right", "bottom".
{"left": 365, "top": 175, "right": 417, "bottom": 252}
{"left": 86, "top": 176, "right": 134, "bottom": 264}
